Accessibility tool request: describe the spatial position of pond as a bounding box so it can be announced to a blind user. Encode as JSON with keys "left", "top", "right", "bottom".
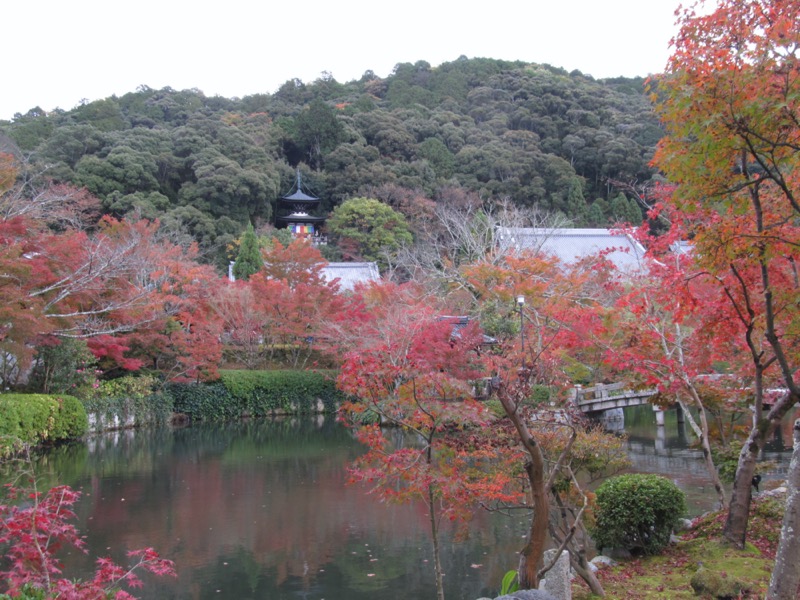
{"left": 26, "top": 418, "right": 528, "bottom": 600}
{"left": 14, "top": 406, "right": 799, "bottom": 599}
{"left": 612, "top": 404, "right": 799, "bottom": 515}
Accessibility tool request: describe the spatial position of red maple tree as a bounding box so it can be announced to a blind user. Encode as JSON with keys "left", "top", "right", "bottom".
{"left": 337, "top": 283, "right": 517, "bottom": 600}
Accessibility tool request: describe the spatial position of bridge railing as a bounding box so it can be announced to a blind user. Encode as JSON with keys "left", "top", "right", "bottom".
{"left": 570, "top": 382, "right": 629, "bottom": 402}
{"left": 570, "top": 382, "right": 658, "bottom": 414}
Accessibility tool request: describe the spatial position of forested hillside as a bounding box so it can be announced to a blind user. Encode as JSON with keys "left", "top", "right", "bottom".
{"left": 0, "top": 57, "right": 660, "bottom": 269}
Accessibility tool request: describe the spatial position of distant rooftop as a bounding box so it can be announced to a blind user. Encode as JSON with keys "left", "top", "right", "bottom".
{"left": 281, "top": 169, "right": 319, "bottom": 202}
{"left": 496, "top": 227, "right": 646, "bottom": 271}
{"left": 281, "top": 189, "right": 319, "bottom": 202}
{"left": 321, "top": 262, "right": 381, "bottom": 291}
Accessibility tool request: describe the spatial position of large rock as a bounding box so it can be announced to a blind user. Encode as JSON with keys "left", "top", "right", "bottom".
{"left": 690, "top": 566, "right": 750, "bottom": 598}
{"left": 539, "top": 549, "right": 571, "bottom": 600}
{"left": 588, "top": 555, "right": 617, "bottom": 573}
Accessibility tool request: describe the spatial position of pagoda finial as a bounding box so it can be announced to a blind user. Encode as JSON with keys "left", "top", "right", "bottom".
{"left": 296, "top": 168, "right": 302, "bottom": 193}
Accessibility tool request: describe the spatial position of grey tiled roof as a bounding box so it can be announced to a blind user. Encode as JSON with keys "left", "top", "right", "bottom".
{"left": 496, "top": 228, "right": 646, "bottom": 271}
{"left": 321, "top": 262, "right": 381, "bottom": 291}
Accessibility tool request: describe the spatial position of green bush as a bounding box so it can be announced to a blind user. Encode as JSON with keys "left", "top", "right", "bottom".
{"left": 591, "top": 473, "right": 686, "bottom": 555}
{"left": 0, "top": 586, "right": 47, "bottom": 599}
{"left": 165, "top": 370, "right": 343, "bottom": 421}
{"left": 165, "top": 382, "right": 235, "bottom": 421}
{"left": 49, "top": 395, "right": 88, "bottom": 439}
{"left": 712, "top": 442, "right": 743, "bottom": 483}
{"left": 484, "top": 398, "right": 506, "bottom": 419}
{"left": 27, "top": 338, "right": 98, "bottom": 399}
{"left": 82, "top": 375, "right": 172, "bottom": 429}
{"left": 527, "top": 384, "right": 552, "bottom": 405}
{"left": 221, "top": 370, "right": 342, "bottom": 415}
{"left": 0, "top": 394, "right": 88, "bottom": 455}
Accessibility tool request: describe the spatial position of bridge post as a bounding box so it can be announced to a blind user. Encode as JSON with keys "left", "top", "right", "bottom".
{"left": 655, "top": 422, "right": 666, "bottom": 452}
{"left": 568, "top": 385, "right": 580, "bottom": 406}
{"left": 652, "top": 405, "right": 666, "bottom": 427}
{"left": 600, "top": 407, "right": 625, "bottom": 432}
{"left": 675, "top": 405, "right": 685, "bottom": 425}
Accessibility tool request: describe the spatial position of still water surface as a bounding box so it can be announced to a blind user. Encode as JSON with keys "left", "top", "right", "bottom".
{"left": 23, "top": 406, "right": 799, "bottom": 599}
{"left": 32, "top": 418, "right": 526, "bottom": 600}
{"left": 615, "top": 404, "right": 799, "bottom": 515}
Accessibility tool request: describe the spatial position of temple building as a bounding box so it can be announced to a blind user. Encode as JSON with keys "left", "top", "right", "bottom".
{"left": 496, "top": 227, "right": 646, "bottom": 273}
{"left": 320, "top": 262, "right": 380, "bottom": 291}
{"left": 275, "top": 170, "right": 326, "bottom": 241}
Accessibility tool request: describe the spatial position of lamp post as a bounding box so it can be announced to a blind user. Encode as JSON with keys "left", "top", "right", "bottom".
{"left": 516, "top": 295, "right": 525, "bottom": 367}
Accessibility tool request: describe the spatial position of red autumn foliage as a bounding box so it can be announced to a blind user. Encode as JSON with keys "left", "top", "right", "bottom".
{"left": 337, "top": 283, "right": 519, "bottom": 600}
{"left": 0, "top": 483, "right": 175, "bottom": 599}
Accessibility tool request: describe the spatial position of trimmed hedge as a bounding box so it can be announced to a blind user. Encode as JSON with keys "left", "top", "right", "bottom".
{"left": 164, "top": 382, "right": 235, "bottom": 421}
{"left": 166, "top": 370, "right": 343, "bottom": 421}
{"left": 0, "top": 394, "right": 88, "bottom": 455}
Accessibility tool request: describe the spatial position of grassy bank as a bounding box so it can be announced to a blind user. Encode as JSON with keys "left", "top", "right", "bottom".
{"left": 575, "top": 491, "right": 783, "bottom": 599}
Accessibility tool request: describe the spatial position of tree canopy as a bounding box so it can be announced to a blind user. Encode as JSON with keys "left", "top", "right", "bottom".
{"left": 651, "top": 1, "right": 800, "bottom": 591}
{"left": 1, "top": 58, "right": 660, "bottom": 269}
{"left": 326, "top": 197, "right": 413, "bottom": 266}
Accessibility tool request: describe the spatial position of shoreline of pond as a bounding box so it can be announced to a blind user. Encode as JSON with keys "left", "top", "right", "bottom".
{"left": 6, "top": 412, "right": 794, "bottom": 599}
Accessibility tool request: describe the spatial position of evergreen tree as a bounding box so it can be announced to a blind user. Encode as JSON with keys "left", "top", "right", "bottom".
{"left": 232, "top": 223, "right": 263, "bottom": 281}
{"left": 587, "top": 199, "right": 607, "bottom": 227}
{"left": 29, "top": 337, "right": 97, "bottom": 396}
{"left": 626, "top": 196, "right": 643, "bottom": 224}
{"left": 610, "top": 193, "right": 631, "bottom": 224}
{"left": 565, "top": 178, "right": 588, "bottom": 226}
{"left": 327, "top": 197, "right": 413, "bottom": 267}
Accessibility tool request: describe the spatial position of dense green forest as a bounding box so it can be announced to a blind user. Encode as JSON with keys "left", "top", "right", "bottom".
{"left": 0, "top": 57, "right": 660, "bottom": 269}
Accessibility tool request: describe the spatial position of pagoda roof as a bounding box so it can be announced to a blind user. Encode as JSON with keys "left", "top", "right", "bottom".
{"left": 281, "top": 189, "right": 318, "bottom": 202}
{"left": 281, "top": 169, "right": 319, "bottom": 201}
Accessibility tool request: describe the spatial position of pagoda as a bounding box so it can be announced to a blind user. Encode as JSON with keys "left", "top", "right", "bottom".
{"left": 275, "top": 170, "right": 326, "bottom": 238}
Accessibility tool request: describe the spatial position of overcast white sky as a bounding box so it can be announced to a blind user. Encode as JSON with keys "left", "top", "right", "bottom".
{"left": 3, "top": 0, "right": 681, "bottom": 121}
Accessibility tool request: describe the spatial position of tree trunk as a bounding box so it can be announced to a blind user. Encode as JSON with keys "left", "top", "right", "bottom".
{"left": 548, "top": 481, "right": 604, "bottom": 596}
{"left": 517, "top": 455, "right": 548, "bottom": 589}
{"left": 498, "top": 389, "right": 548, "bottom": 590}
{"left": 571, "top": 553, "right": 605, "bottom": 597}
{"left": 723, "top": 391, "right": 798, "bottom": 547}
{"left": 427, "top": 485, "right": 446, "bottom": 600}
{"left": 767, "top": 419, "right": 800, "bottom": 600}
{"left": 722, "top": 433, "right": 760, "bottom": 548}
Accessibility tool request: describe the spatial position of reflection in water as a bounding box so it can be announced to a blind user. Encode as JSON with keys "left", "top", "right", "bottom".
{"left": 30, "top": 419, "right": 527, "bottom": 600}
{"left": 18, "top": 407, "right": 798, "bottom": 598}
{"left": 606, "top": 405, "right": 800, "bottom": 516}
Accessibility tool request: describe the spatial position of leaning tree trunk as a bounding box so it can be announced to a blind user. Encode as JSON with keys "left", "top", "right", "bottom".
{"left": 549, "top": 492, "right": 605, "bottom": 597}
{"left": 767, "top": 419, "right": 800, "bottom": 600}
{"left": 723, "top": 391, "right": 798, "bottom": 547}
{"left": 571, "top": 553, "right": 605, "bottom": 598}
{"left": 498, "top": 390, "right": 548, "bottom": 590}
{"left": 517, "top": 454, "right": 548, "bottom": 589}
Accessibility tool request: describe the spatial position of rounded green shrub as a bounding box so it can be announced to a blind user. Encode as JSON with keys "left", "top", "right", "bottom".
{"left": 591, "top": 473, "right": 686, "bottom": 555}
